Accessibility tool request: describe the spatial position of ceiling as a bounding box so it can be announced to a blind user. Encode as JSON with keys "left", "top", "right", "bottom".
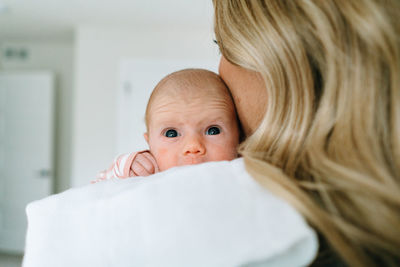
{"left": 0, "top": 0, "right": 214, "bottom": 40}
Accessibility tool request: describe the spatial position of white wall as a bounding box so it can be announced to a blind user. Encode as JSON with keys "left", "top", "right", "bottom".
{"left": 71, "top": 26, "right": 220, "bottom": 186}
{"left": 0, "top": 40, "right": 74, "bottom": 193}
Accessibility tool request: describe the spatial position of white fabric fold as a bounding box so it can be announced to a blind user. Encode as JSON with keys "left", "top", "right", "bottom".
{"left": 23, "top": 158, "right": 317, "bottom": 267}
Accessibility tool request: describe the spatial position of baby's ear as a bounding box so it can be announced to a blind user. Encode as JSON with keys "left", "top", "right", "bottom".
{"left": 144, "top": 133, "right": 149, "bottom": 144}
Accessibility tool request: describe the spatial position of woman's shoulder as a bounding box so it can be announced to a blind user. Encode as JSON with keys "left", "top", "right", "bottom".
{"left": 25, "top": 159, "right": 318, "bottom": 267}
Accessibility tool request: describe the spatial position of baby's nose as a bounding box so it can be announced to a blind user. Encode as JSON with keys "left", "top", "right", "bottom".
{"left": 183, "top": 135, "right": 205, "bottom": 156}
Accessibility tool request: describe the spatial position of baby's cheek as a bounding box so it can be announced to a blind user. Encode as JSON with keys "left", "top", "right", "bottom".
{"left": 155, "top": 147, "right": 177, "bottom": 171}
{"left": 218, "top": 147, "right": 237, "bottom": 160}
{"left": 211, "top": 141, "right": 238, "bottom": 161}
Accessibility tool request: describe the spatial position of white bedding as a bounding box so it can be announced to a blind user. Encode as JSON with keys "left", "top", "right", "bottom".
{"left": 23, "top": 158, "right": 317, "bottom": 267}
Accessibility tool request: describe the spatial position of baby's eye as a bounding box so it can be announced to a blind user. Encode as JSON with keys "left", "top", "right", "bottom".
{"left": 164, "top": 129, "right": 179, "bottom": 138}
{"left": 206, "top": 126, "right": 221, "bottom": 135}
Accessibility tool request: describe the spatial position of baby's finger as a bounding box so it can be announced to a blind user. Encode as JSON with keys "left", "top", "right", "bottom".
{"left": 141, "top": 152, "right": 160, "bottom": 173}
{"left": 131, "top": 161, "right": 151, "bottom": 176}
{"left": 135, "top": 153, "right": 156, "bottom": 174}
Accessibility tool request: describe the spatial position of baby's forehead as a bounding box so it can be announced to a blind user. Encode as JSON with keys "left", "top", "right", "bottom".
{"left": 145, "top": 69, "right": 235, "bottom": 127}
{"left": 149, "top": 94, "right": 237, "bottom": 129}
{"left": 160, "top": 82, "right": 229, "bottom": 103}
{"left": 151, "top": 71, "right": 232, "bottom": 106}
{"left": 159, "top": 70, "right": 228, "bottom": 96}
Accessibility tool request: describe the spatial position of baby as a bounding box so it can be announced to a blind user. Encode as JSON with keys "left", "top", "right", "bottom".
{"left": 94, "top": 68, "right": 239, "bottom": 182}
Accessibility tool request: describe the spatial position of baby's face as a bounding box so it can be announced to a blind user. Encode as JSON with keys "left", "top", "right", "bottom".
{"left": 145, "top": 86, "right": 239, "bottom": 171}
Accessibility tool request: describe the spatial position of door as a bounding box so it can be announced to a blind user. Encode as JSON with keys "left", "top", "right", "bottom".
{"left": 0, "top": 71, "right": 54, "bottom": 253}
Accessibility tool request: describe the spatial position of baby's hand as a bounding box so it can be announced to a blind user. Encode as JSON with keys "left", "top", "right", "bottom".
{"left": 130, "top": 151, "right": 159, "bottom": 176}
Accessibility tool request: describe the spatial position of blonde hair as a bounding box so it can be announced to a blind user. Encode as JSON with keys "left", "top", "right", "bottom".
{"left": 214, "top": 0, "right": 400, "bottom": 266}
{"left": 145, "top": 68, "right": 234, "bottom": 130}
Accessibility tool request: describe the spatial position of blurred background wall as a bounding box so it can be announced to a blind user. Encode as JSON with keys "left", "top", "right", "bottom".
{"left": 0, "top": 1, "right": 218, "bottom": 265}
{"left": 71, "top": 25, "right": 218, "bottom": 187}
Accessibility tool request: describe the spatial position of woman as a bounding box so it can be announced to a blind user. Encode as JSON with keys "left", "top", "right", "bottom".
{"left": 214, "top": 0, "right": 400, "bottom": 266}
{"left": 23, "top": 1, "right": 399, "bottom": 267}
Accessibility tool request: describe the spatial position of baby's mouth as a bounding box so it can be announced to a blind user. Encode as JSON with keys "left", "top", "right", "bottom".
{"left": 181, "top": 156, "right": 205, "bottom": 166}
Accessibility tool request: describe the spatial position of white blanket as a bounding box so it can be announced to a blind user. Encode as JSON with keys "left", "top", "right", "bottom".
{"left": 23, "top": 158, "right": 317, "bottom": 267}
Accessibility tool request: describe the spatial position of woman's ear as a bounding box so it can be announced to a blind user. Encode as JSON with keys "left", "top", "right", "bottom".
{"left": 144, "top": 133, "right": 149, "bottom": 144}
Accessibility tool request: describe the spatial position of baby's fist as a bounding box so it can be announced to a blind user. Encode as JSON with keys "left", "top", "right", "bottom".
{"left": 130, "top": 151, "right": 159, "bottom": 176}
